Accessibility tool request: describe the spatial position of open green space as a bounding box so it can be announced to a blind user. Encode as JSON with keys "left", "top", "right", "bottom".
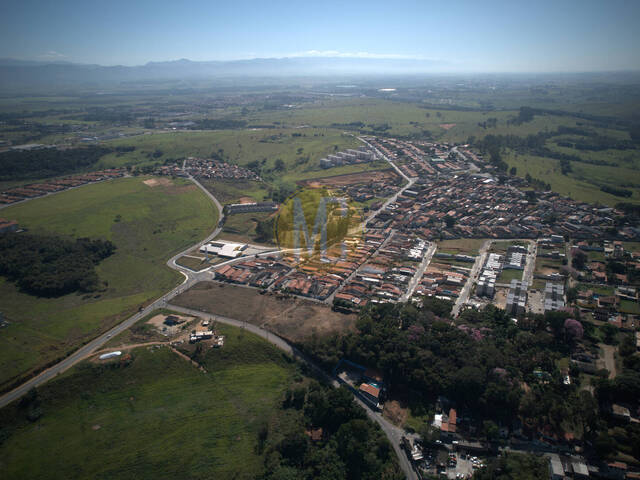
{"left": 620, "top": 299, "right": 640, "bottom": 314}
{"left": 0, "top": 176, "right": 217, "bottom": 391}
{"left": 504, "top": 150, "right": 639, "bottom": 206}
{"left": 534, "top": 257, "right": 564, "bottom": 275}
{"left": 498, "top": 268, "right": 524, "bottom": 284}
{"left": 577, "top": 283, "right": 615, "bottom": 296}
{"left": 175, "top": 255, "right": 209, "bottom": 271}
{"left": 101, "top": 127, "right": 360, "bottom": 173}
{"left": 0, "top": 323, "right": 295, "bottom": 480}
{"left": 220, "top": 212, "right": 275, "bottom": 245}
{"left": 198, "top": 179, "right": 269, "bottom": 204}
{"left": 437, "top": 238, "right": 487, "bottom": 255}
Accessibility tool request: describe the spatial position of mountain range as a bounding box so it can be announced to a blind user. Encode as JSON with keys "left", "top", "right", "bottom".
{"left": 0, "top": 56, "right": 450, "bottom": 91}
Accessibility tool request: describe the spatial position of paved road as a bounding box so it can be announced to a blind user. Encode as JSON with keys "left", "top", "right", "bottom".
{"left": 0, "top": 171, "right": 418, "bottom": 479}
{"left": 451, "top": 240, "right": 492, "bottom": 317}
{"left": 167, "top": 304, "right": 417, "bottom": 480}
{"left": 522, "top": 240, "right": 537, "bottom": 287}
{"left": 400, "top": 243, "right": 437, "bottom": 302}
{"left": 0, "top": 174, "right": 224, "bottom": 410}
{"left": 357, "top": 135, "right": 414, "bottom": 184}
{"left": 451, "top": 146, "right": 480, "bottom": 173}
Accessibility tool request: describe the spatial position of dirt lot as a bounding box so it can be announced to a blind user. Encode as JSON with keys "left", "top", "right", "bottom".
{"left": 383, "top": 400, "right": 409, "bottom": 427}
{"left": 300, "top": 169, "right": 397, "bottom": 188}
{"left": 493, "top": 287, "right": 508, "bottom": 309}
{"left": 171, "top": 282, "right": 357, "bottom": 341}
{"left": 143, "top": 178, "right": 173, "bottom": 187}
{"left": 147, "top": 313, "right": 195, "bottom": 336}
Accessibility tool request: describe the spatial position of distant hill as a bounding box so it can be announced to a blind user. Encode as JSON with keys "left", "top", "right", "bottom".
{"left": 0, "top": 56, "right": 449, "bottom": 91}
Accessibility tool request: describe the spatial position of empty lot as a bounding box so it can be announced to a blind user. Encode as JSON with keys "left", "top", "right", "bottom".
{"left": 171, "top": 282, "right": 357, "bottom": 341}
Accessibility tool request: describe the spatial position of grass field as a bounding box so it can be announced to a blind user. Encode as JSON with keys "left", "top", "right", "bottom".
{"left": 437, "top": 238, "right": 487, "bottom": 255}
{"left": 0, "top": 323, "right": 296, "bottom": 480}
{"left": 498, "top": 269, "right": 524, "bottom": 284}
{"left": 220, "top": 212, "right": 275, "bottom": 245}
{"left": 534, "top": 257, "right": 565, "bottom": 276}
{"left": 620, "top": 299, "right": 640, "bottom": 314}
{"left": 100, "top": 127, "right": 360, "bottom": 173}
{"left": 0, "top": 176, "right": 217, "bottom": 391}
{"left": 504, "top": 150, "right": 639, "bottom": 206}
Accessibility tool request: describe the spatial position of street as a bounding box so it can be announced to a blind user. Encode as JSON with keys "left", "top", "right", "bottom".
{"left": 451, "top": 240, "right": 492, "bottom": 317}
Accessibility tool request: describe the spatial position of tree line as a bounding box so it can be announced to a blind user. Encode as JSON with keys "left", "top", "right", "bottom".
{"left": 0, "top": 145, "right": 124, "bottom": 181}
{"left": 257, "top": 381, "right": 403, "bottom": 480}
{"left": 300, "top": 300, "right": 617, "bottom": 452}
{"left": 0, "top": 233, "right": 115, "bottom": 297}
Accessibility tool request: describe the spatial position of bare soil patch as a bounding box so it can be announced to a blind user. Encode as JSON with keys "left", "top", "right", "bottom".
{"left": 164, "top": 184, "right": 197, "bottom": 195}
{"left": 147, "top": 313, "right": 195, "bottom": 336}
{"left": 299, "top": 169, "right": 397, "bottom": 188}
{"left": 439, "top": 123, "right": 457, "bottom": 130}
{"left": 171, "top": 282, "right": 357, "bottom": 341}
{"left": 382, "top": 400, "right": 409, "bottom": 427}
{"left": 143, "top": 178, "right": 173, "bottom": 187}
{"left": 493, "top": 287, "right": 508, "bottom": 309}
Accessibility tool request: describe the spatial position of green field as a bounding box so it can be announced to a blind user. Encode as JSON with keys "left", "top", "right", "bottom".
{"left": 220, "top": 212, "right": 275, "bottom": 245}
{"left": 504, "top": 150, "right": 639, "bottom": 206}
{"left": 620, "top": 299, "right": 640, "bottom": 314}
{"left": 498, "top": 268, "right": 524, "bottom": 284}
{"left": 0, "top": 176, "right": 217, "bottom": 391}
{"left": 437, "top": 238, "right": 487, "bottom": 255}
{"left": 0, "top": 323, "right": 295, "bottom": 480}
{"left": 101, "top": 127, "right": 360, "bottom": 173}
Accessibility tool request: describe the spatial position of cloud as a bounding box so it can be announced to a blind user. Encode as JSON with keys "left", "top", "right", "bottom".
{"left": 37, "top": 51, "right": 67, "bottom": 60}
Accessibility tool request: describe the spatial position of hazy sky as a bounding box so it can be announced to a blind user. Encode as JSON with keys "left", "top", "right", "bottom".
{"left": 1, "top": 0, "right": 639, "bottom": 72}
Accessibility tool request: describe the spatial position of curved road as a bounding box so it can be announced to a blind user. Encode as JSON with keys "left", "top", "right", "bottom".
{"left": 0, "top": 174, "right": 223, "bottom": 409}
{"left": 167, "top": 304, "right": 417, "bottom": 480}
{"left": 0, "top": 173, "right": 417, "bottom": 479}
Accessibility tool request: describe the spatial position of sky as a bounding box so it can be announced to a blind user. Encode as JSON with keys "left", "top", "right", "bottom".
{"left": 1, "top": 0, "right": 639, "bottom": 72}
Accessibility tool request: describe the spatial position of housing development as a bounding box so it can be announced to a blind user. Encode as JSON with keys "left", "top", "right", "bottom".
{"left": 1, "top": 32, "right": 640, "bottom": 479}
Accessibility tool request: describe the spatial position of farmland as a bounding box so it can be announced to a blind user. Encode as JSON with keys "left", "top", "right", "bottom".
{"left": 0, "top": 176, "right": 217, "bottom": 391}
{"left": 0, "top": 324, "right": 296, "bottom": 480}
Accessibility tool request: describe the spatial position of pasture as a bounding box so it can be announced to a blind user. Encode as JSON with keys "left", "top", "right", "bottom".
{"left": 0, "top": 176, "right": 217, "bottom": 391}
{"left": 0, "top": 323, "right": 295, "bottom": 480}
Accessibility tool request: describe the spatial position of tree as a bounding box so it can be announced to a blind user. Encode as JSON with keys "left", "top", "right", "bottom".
{"left": 509, "top": 166, "right": 517, "bottom": 176}
{"left": 274, "top": 158, "right": 285, "bottom": 171}
{"left": 483, "top": 420, "right": 500, "bottom": 441}
{"left": 563, "top": 318, "right": 584, "bottom": 343}
{"left": 444, "top": 215, "right": 455, "bottom": 228}
{"left": 572, "top": 251, "right": 587, "bottom": 270}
